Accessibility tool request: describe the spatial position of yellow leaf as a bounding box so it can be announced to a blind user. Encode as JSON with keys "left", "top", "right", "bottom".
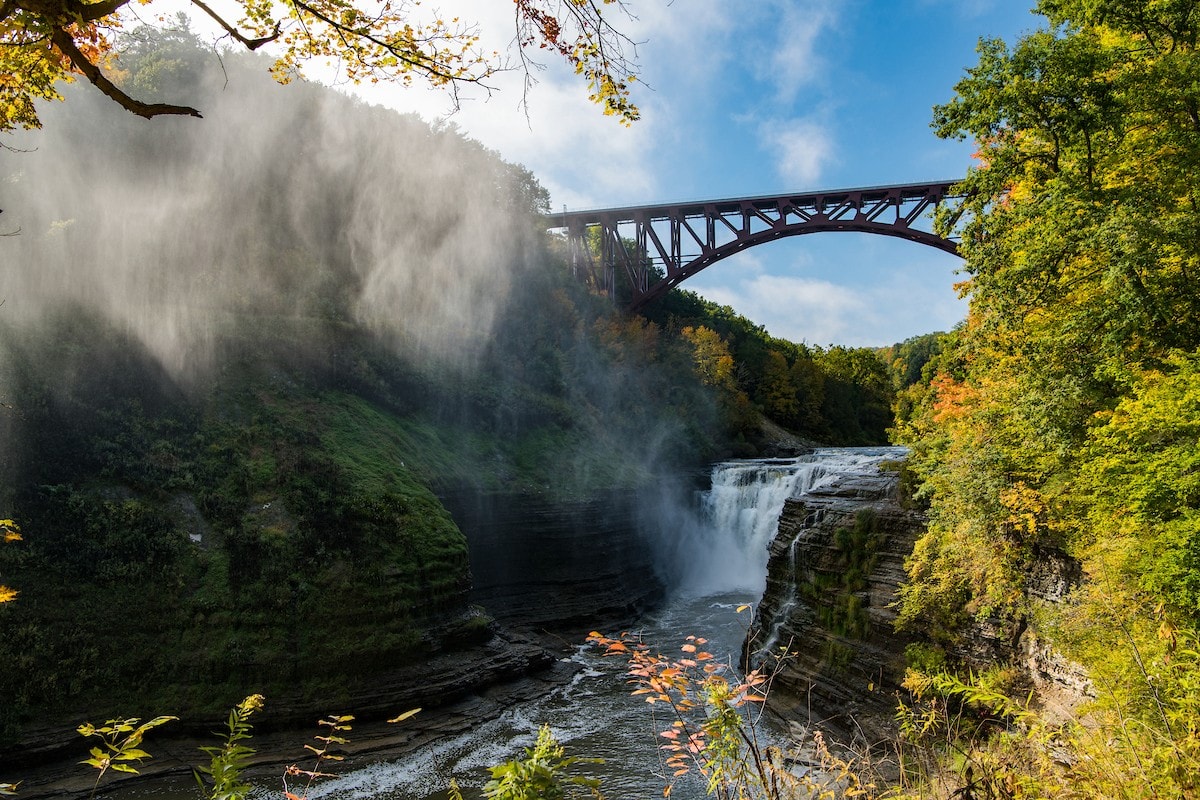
{"left": 387, "top": 708, "right": 420, "bottom": 724}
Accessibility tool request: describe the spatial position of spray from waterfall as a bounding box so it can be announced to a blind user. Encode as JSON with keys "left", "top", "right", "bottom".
{"left": 0, "top": 32, "right": 539, "bottom": 388}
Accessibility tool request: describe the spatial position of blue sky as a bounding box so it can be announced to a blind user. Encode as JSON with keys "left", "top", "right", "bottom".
{"left": 276, "top": 3, "right": 1046, "bottom": 346}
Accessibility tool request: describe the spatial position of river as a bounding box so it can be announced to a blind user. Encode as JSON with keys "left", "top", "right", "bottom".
{"left": 107, "top": 447, "right": 903, "bottom": 800}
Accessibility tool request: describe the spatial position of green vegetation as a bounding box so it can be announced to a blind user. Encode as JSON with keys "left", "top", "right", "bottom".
{"left": 887, "top": 0, "right": 1200, "bottom": 795}
{"left": 477, "top": 724, "right": 601, "bottom": 800}
{"left": 0, "top": 29, "right": 902, "bottom": 753}
{"left": 806, "top": 510, "right": 883, "bottom": 641}
{"left": 21, "top": 1, "right": 1200, "bottom": 794}
{"left": 645, "top": 289, "right": 897, "bottom": 447}
{"left": 195, "top": 694, "right": 264, "bottom": 800}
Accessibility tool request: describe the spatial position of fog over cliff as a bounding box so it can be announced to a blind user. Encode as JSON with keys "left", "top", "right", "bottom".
{"left": 0, "top": 29, "right": 726, "bottom": 514}
{"left": 0, "top": 29, "right": 544, "bottom": 384}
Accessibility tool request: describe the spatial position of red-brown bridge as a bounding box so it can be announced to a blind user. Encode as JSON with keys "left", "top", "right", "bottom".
{"left": 548, "top": 180, "right": 962, "bottom": 310}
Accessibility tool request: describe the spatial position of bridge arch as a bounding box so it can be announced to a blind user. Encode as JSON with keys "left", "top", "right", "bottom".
{"left": 550, "top": 181, "right": 962, "bottom": 310}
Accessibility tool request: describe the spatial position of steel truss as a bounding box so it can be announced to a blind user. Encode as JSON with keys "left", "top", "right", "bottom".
{"left": 550, "top": 181, "right": 962, "bottom": 310}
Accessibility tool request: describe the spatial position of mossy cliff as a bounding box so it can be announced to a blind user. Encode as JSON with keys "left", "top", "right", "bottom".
{"left": 744, "top": 459, "right": 1093, "bottom": 755}
{"left": 0, "top": 294, "right": 706, "bottom": 763}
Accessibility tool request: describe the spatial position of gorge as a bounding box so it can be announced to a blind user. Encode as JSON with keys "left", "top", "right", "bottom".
{"left": 66, "top": 447, "right": 920, "bottom": 800}
{"left": 12, "top": 4, "right": 1197, "bottom": 795}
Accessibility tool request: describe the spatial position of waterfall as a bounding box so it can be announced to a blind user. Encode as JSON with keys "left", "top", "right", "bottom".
{"left": 652, "top": 447, "right": 905, "bottom": 600}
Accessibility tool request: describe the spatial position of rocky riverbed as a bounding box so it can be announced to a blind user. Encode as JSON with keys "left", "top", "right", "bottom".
{"left": 6, "top": 627, "right": 575, "bottom": 799}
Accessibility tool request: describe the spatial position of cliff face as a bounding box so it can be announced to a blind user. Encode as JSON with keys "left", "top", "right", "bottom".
{"left": 745, "top": 462, "right": 1093, "bottom": 750}
{"left": 3, "top": 485, "right": 661, "bottom": 779}
{"left": 744, "top": 463, "right": 923, "bottom": 747}
{"left": 443, "top": 490, "right": 664, "bottom": 632}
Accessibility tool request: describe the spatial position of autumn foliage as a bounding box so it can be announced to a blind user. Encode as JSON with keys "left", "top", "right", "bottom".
{"left": 1, "top": 0, "right": 640, "bottom": 133}
{"left": 889, "top": 0, "right": 1200, "bottom": 795}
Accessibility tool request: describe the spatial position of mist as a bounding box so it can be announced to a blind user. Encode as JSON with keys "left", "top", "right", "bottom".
{"left": 0, "top": 30, "right": 542, "bottom": 385}
{"left": 0, "top": 31, "right": 736, "bottom": 594}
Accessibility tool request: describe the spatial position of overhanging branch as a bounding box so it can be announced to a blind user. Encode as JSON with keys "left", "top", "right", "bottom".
{"left": 70, "top": 0, "right": 128, "bottom": 21}
{"left": 189, "top": 0, "right": 279, "bottom": 50}
{"left": 50, "top": 26, "right": 203, "bottom": 119}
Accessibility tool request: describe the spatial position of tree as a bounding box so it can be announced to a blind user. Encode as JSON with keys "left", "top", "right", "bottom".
{"left": 0, "top": 519, "right": 18, "bottom": 605}
{"left": 759, "top": 349, "right": 799, "bottom": 427}
{"left": 891, "top": 3, "right": 1200, "bottom": 787}
{"left": 681, "top": 325, "right": 736, "bottom": 391}
{"left": 1, "top": 0, "right": 640, "bottom": 134}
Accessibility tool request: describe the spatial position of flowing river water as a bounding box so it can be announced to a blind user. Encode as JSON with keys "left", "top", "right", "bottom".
{"left": 109, "top": 447, "right": 903, "bottom": 800}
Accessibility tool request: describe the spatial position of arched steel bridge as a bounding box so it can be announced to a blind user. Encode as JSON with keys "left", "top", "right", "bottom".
{"left": 547, "top": 180, "right": 963, "bottom": 311}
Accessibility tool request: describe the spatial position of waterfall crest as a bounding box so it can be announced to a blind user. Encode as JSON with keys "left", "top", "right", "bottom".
{"left": 652, "top": 447, "right": 906, "bottom": 599}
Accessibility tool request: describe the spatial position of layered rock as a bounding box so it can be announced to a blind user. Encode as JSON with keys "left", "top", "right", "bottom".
{"left": 6, "top": 485, "right": 665, "bottom": 796}
{"left": 745, "top": 461, "right": 1093, "bottom": 751}
{"left": 442, "top": 489, "right": 664, "bottom": 631}
{"left": 945, "top": 547, "right": 1092, "bottom": 723}
{"left": 9, "top": 633, "right": 570, "bottom": 799}
{"left": 743, "top": 462, "right": 923, "bottom": 748}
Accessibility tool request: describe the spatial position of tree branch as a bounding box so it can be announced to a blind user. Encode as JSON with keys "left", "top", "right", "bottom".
{"left": 287, "top": 0, "right": 471, "bottom": 85}
{"left": 50, "top": 26, "right": 203, "bottom": 119}
{"left": 69, "top": 0, "right": 129, "bottom": 21}
{"left": 188, "top": 0, "right": 279, "bottom": 50}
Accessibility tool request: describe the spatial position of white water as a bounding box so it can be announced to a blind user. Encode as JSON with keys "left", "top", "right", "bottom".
{"left": 653, "top": 447, "right": 905, "bottom": 599}
{"left": 107, "top": 447, "right": 902, "bottom": 800}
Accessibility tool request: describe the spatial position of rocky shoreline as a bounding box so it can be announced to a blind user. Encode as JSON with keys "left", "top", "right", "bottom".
{"left": 5, "top": 626, "right": 583, "bottom": 799}
{"left": 3, "top": 483, "right": 668, "bottom": 799}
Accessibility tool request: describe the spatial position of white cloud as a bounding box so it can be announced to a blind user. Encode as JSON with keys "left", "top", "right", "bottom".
{"left": 700, "top": 273, "right": 868, "bottom": 346}
{"left": 338, "top": 3, "right": 664, "bottom": 209}
{"left": 766, "top": 0, "right": 839, "bottom": 102}
{"left": 758, "top": 117, "right": 835, "bottom": 187}
{"left": 684, "top": 240, "right": 968, "bottom": 348}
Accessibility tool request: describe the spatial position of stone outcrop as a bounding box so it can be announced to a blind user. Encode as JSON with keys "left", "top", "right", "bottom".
{"left": 9, "top": 635, "right": 574, "bottom": 799}
{"left": 5, "top": 488, "right": 664, "bottom": 796}
{"left": 745, "top": 462, "right": 1093, "bottom": 752}
{"left": 743, "top": 461, "right": 924, "bottom": 749}
{"left": 947, "top": 547, "right": 1092, "bottom": 724}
